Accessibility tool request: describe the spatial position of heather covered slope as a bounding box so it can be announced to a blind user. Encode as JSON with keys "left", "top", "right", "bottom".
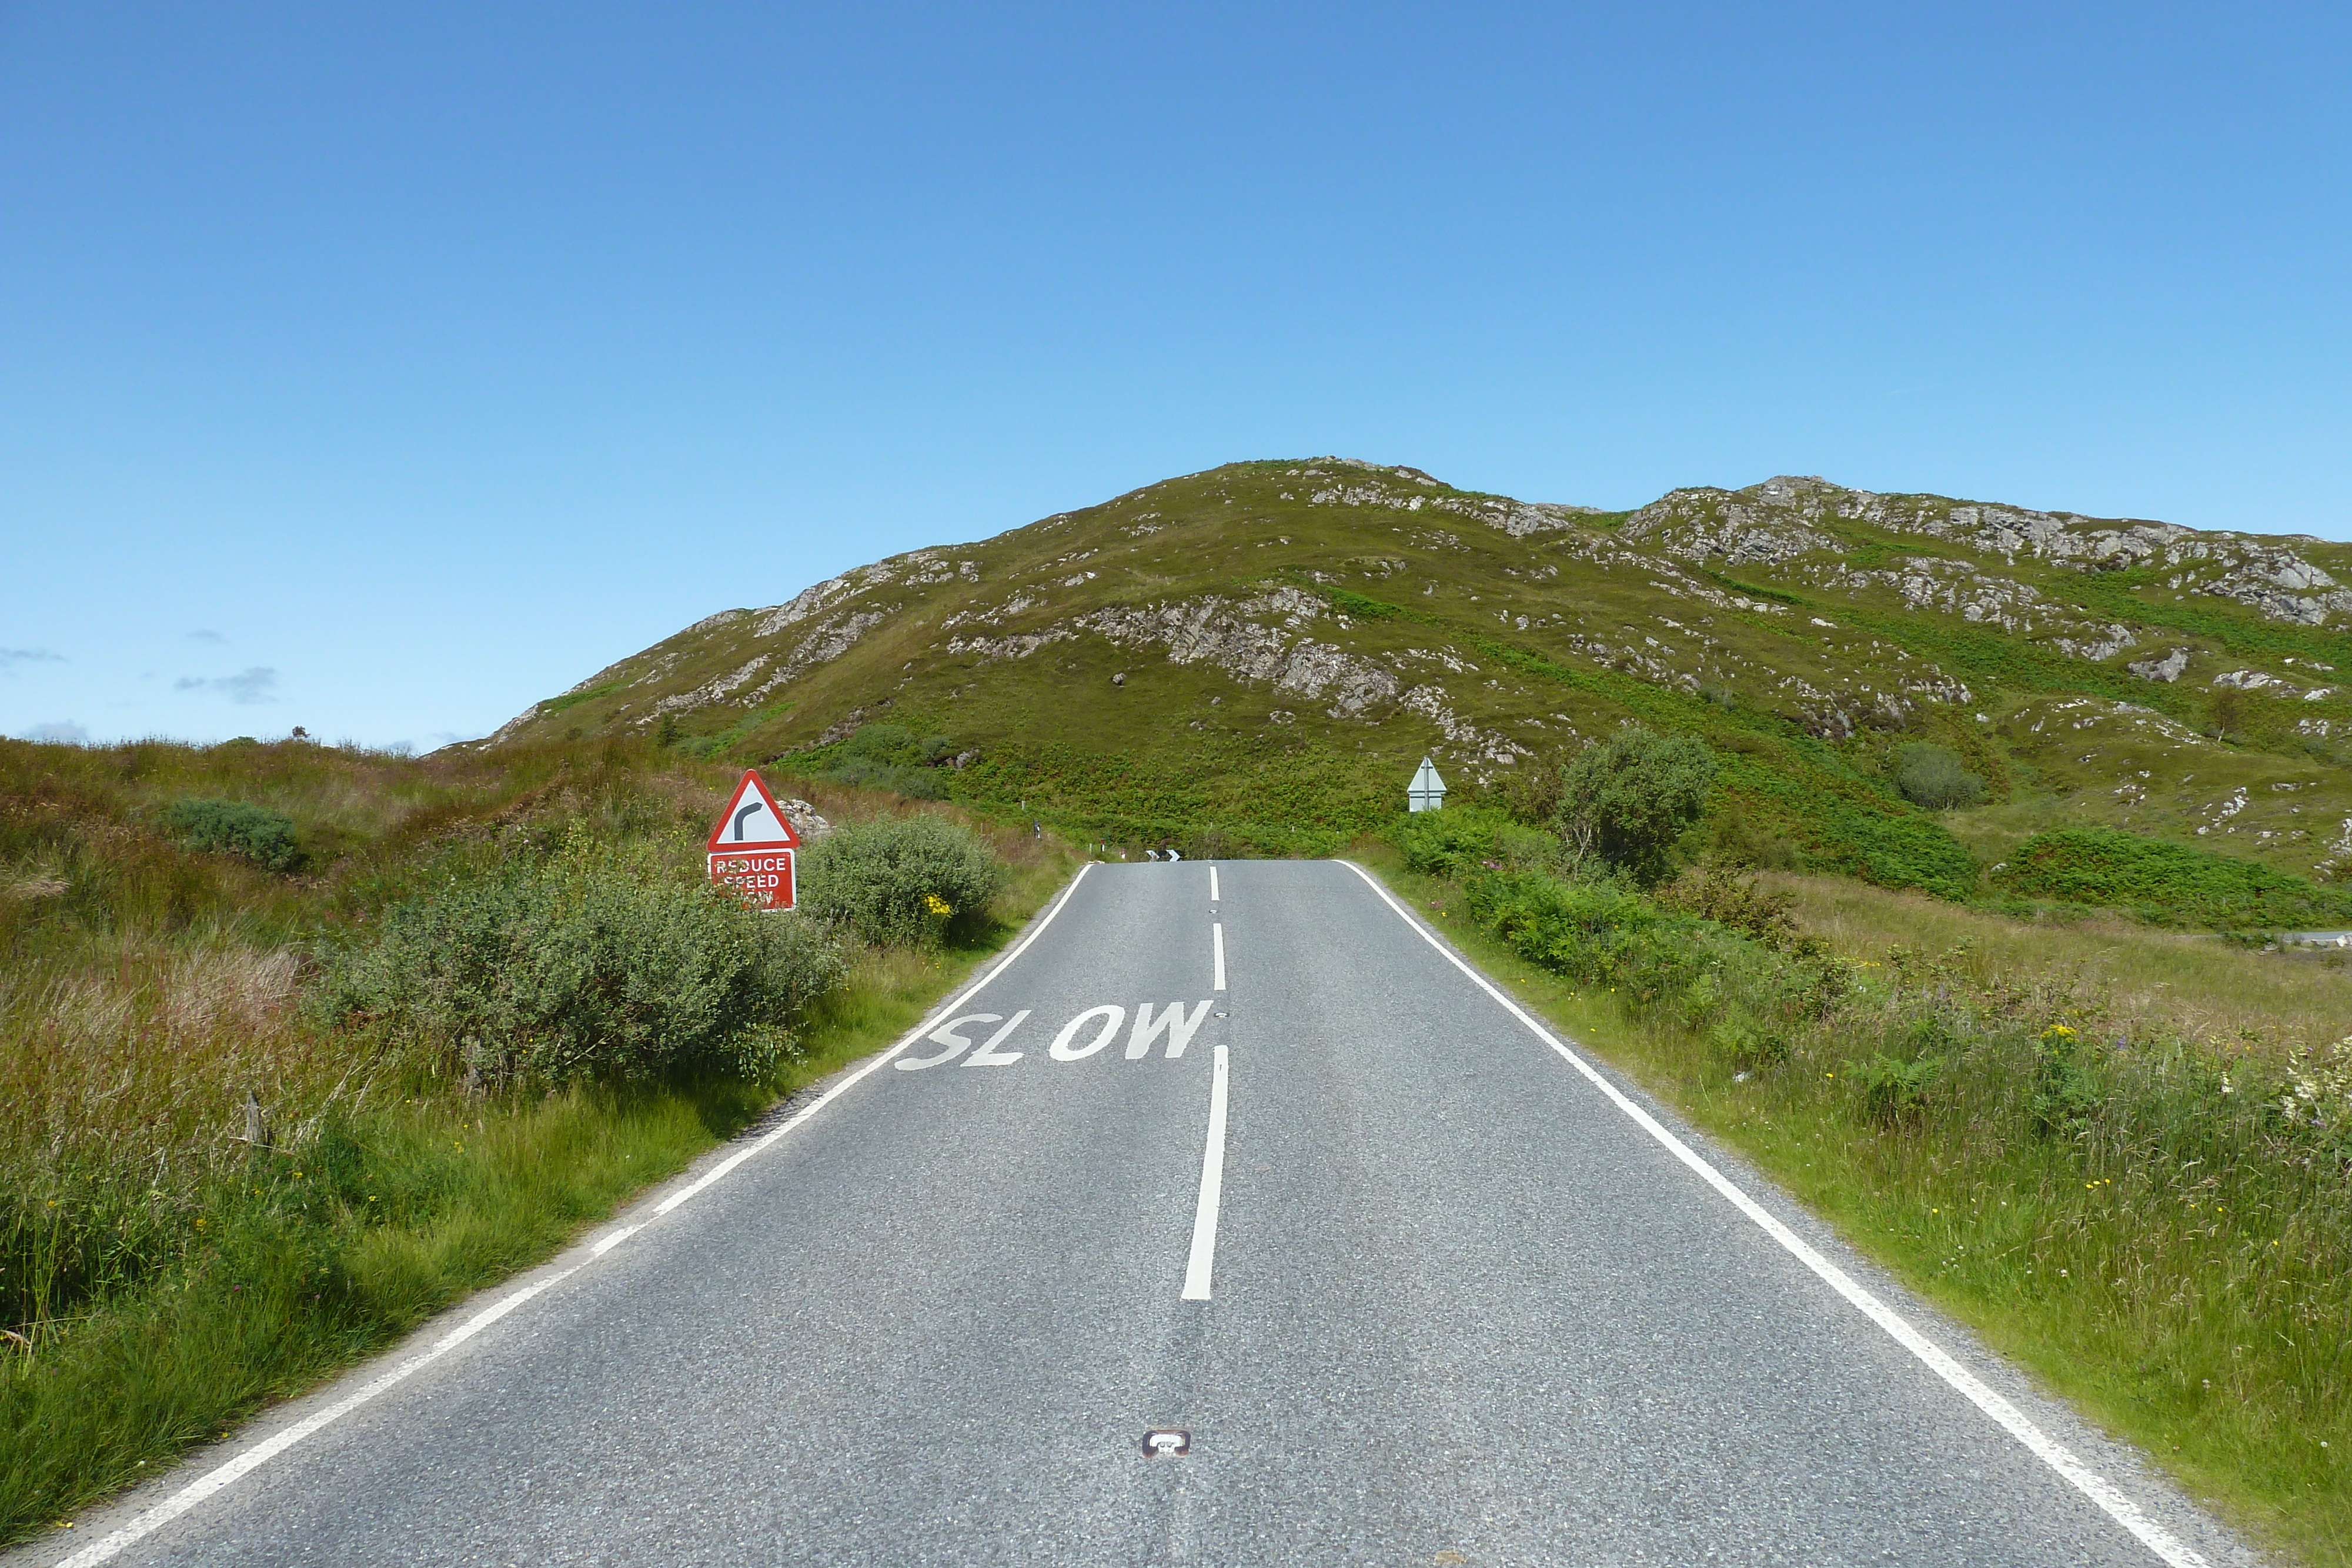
{"left": 487, "top": 460, "right": 2352, "bottom": 886}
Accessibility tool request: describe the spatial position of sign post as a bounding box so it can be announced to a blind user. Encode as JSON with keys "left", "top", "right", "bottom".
{"left": 1408, "top": 756, "right": 1447, "bottom": 813}
{"left": 706, "top": 768, "right": 801, "bottom": 911}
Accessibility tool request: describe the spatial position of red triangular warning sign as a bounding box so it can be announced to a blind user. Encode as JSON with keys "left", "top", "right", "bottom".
{"left": 706, "top": 769, "right": 801, "bottom": 852}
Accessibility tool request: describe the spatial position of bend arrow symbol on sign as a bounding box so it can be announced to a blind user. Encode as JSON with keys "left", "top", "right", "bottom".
{"left": 706, "top": 768, "right": 800, "bottom": 911}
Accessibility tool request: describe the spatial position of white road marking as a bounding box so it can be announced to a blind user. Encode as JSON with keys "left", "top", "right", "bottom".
{"left": 655, "top": 864, "right": 1090, "bottom": 1213}
{"left": 55, "top": 1265, "right": 583, "bottom": 1568}
{"left": 55, "top": 863, "right": 1098, "bottom": 1568}
{"left": 963, "top": 1011, "right": 1031, "bottom": 1067}
{"left": 1209, "top": 867, "right": 1220, "bottom": 902}
{"left": 1341, "top": 861, "right": 2209, "bottom": 1568}
{"left": 1128, "top": 999, "right": 1213, "bottom": 1059}
{"left": 1050, "top": 1004, "right": 1127, "bottom": 1061}
{"left": 1211, "top": 922, "right": 1226, "bottom": 991}
{"left": 898, "top": 1012, "right": 1000, "bottom": 1071}
{"left": 1180, "top": 1044, "right": 1232, "bottom": 1302}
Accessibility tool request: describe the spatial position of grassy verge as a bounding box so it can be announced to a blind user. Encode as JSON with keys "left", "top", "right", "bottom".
{"left": 1357, "top": 840, "right": 2348, "bottom": 1567}
{"left": 1, "top": 731, "right": 1075, "bottom": 1547}
{"left": 1766, "top": 871, "right": 2352, "bottom": 1049}
{"left": 5, "top": 863, "right": 1070, "bottom": 1547}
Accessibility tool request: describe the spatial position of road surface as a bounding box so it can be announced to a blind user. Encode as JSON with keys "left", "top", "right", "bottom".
{"left": 48, "top": 861, "right": 2249, "bottom": 1567}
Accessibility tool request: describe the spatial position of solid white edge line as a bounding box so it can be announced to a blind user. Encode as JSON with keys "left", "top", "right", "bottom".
{"left": 1211, "top": 922, "right": 1225, "bottom": 992}
{"left": 54, "top": 1265, "right": 581, "bottom": 1568}
{"left": 1179, "top": 1043, "right": 1231, "bottom": 1300}
{"left": 653, "top": 860, "right": 1094, "bottom": 1217}
{"left": 54, "top": 861, "right": 1100, "bottom": 1568}
{"left": 1338, "top": 860, "right": 2209, "bottom": 1568}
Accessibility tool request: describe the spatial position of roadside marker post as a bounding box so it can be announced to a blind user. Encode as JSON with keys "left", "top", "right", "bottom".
{"left": 706, "top": 768, "right": 801, "bottom": 911}
{"left": 1408, "top": 756, "right": 1446, "bottom": 812}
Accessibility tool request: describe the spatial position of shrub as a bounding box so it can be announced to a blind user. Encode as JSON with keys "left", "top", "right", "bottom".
{"left": 1850, "top": 1052, "right": 1943, "bottom": 1126}
{"left": 1487, "top": 762, "right": 1565, "bottom": 827}
{"left": 1556, "top": 726, "right": 1716, "bottom": 888}
{"left": 161, "top": 798, "right": 302, "bottom": 872}
{"left": 1818, "top": 808, "right": 1981, "bottom": 900}
{"left": 1677, "top": 971, "right": 1726, "bottom": 1029}
{"left": 1656, "top": 865, "right": 1817, "bottom": 955}
{"left": 315, "top": 833, "right": 843, "bottom": 1084}
{"left": 1699, "top": 796, "right": 1801, "bottom": 870}
{"left": 1709, "top": 1015, "right": 1790, "bottom": 1074}
{"left": 2032, "top": 1022, "right": 2102, "bottom": 1138}
{"left": 1995, "top": 827, "right": 2352, "bottom": 928}
{"left": 1463, "top": 869, "right": 1701, "bottom": 1002}
{"left": 1891, "top": 744, "right": 1986, "bottom": 810}
{"left": 796, "top": 814, "right": 1006, "bottom": 947}
{"left": 814, "top": 724, "right": 960, "bottom": 800}
{"left": 1395, "top": 806, "right": 1556, "bottom": 879}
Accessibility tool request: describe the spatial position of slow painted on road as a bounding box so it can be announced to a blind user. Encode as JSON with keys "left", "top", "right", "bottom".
{"left": 48, "top": 861, "right": 2249, "bottom": 1567}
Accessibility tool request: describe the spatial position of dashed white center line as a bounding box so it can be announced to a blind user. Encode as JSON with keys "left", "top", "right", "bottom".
{"left": 1209, "top": 866, "right": 1220, "bottom": 901}
{"left": 1211, "top": 922, "right": 1226, "bottom": 991}
{"left": 1180, "top": 1044, "right": 1231, "bottom": 1302}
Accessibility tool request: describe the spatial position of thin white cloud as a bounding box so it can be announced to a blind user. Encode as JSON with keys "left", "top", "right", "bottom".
{"left": 20, "top": 720, "right": 90, "bottom": 744}
{"left": 175, "top": 666, "right": 279, "bottom": 705}
{"left": 186, "top": 629, "right": 228, "bottom": 644}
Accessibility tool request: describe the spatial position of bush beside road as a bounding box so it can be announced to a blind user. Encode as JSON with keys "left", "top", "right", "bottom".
{"left": 1377, "top": 807, "right": 2352, "bottom": 1566}
{"left": 0, "top": 735, "right": 1065, "bottom": 1548}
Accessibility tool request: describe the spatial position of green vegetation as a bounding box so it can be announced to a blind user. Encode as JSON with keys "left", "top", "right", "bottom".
{"left": 668, "top": 700, "right": 796, "bottom": 760}
{"left": 0, "top": 734, "right": 1068, "bottom": 1547}
{"left": 22, "top": 456, "right": 2352, "bottom": 1550}
{"left": 470, "top": 459, "right": 2352, "bottom": 916}
{"left": 2069, "top": 566, "right": 2352, "bottom": 673}
{"left": 1996, "top": 828, "right": 2352, "bottom": 930}
{"left": 797, "top": 814, "right": 1008, "bottom": 948}
{"left": 312, "top": 832, "right": 847, "bottom": 1086}
{"left": 162, "top": 797, "right": 304, "bottom": 872}
{"left": 1395, "top": 804, "right": 1558, "bottom": 879}
{"left": 1892, "top": 743, "right": 1987, "bottom": 811}
{"left": 806, "top": 723, "right": 960, "bottom": 799}
{"left": 1555, "top": 724, "right": 1716, "bottom": 885}
{"left": 538, "top": 683, "right": 621, "bottom": 716}
{"left": 1372, "top": 828, "right": 2352, "bottom": 1564}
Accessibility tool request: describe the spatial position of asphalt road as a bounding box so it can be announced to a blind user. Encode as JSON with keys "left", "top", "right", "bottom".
{"left": 49, "top": 860, "right": 2251, "bottom": 1567}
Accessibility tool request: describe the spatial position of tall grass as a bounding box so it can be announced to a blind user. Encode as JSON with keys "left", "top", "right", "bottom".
{"left": 0, "top": 734, "right": 1071, "bottom": 1546}
{"left": 1371, "top": 841, "right": 2352, "bottom": 1566}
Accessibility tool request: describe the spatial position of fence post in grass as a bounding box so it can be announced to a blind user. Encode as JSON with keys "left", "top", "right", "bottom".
{"left": 242, "top": 1089, "right": 272, "bottom": 1151}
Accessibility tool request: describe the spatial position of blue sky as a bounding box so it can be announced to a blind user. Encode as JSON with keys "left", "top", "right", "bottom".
{"left": 4, "top": 2, "right": 2347, "bottom": 749}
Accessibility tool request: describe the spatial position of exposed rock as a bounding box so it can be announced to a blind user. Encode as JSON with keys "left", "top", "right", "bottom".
{"left": 1297, "top": 465, "right": 1594, "bottom": 537}
{"left": 650, "top": 655, "right": 773, "bottom": 718}
{"left": 778, "top": 798, "right": 833, "bottom": 839}
{"left": 2129, "top": 649, "right": 2190, "bottom": 683}
{"left": 946, "top": 629, "right": 1075, "bottom": 662}
{"left": 753, "top": 574, "right": 861, "bottom": 637}
{"left": 2051, "top": 624, "right": 2138, "bottom": 662}
{"left": 1619, "top": 489, "right": 1840, "bottom": 565}
{"left": 1398, "top": 684, "right": 1529, "bottom": 765}
{"left": 1715, "top": 476, "right": 2352, "bottom": 627}
{"left": 724, "top": 607, "right": 898, "bottom": 710}
{"left": 1077, "top": 593, "right": 1403, "bottom": 718}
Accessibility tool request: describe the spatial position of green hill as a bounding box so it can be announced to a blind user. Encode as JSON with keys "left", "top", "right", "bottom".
{"left": 486, "top": 460, "right": 2352, "bottom": 896}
